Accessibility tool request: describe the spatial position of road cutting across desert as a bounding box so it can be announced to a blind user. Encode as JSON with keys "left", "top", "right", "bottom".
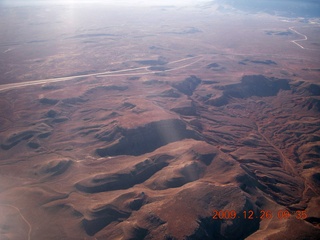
{"left": 0, "top": 55, "right": 203, "bottom": 92}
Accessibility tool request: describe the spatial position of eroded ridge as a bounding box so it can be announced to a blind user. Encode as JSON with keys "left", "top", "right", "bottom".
{"left": 1, "top": 70, "right": 320, "bottom": 239}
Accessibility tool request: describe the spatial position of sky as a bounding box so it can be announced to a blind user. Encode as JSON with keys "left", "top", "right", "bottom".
{"left": 1, "top": 0, "right": 319, "bottom": 17}
{"left": 0, "top": 0, "right": 211, "bottom": 6}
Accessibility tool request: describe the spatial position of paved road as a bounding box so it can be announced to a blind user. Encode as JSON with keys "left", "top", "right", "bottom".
{"left": 0, "top": 55, "right": 202, "bottom": 92}
{"left": 289, "top": 27, "right": 308, "bottom": 49}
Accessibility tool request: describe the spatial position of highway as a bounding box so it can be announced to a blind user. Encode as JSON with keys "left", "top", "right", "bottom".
{"left": 0, "top": 56, "right": 202, "bottom": 92}
{"left": 289, "top": 27, "right": 308, "bottom": 49}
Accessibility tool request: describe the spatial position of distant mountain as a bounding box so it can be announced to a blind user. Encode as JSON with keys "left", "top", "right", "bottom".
{"left": 216, "top": 0, "right": 320, "bottom": 17}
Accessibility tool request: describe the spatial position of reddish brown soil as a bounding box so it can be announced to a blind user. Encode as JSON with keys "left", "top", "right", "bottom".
{"left": 0, "top": 4, "right": 319, "bottom": 240}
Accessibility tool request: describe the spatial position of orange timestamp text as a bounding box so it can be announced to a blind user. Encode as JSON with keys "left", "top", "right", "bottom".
{"left": 212, "top": 209, "right": 307, "bottom": 220}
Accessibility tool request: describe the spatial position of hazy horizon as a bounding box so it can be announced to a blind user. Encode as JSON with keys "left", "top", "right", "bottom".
{"left": 1, "top": 0, "right": 319, "bottom": 18}
{"left": 0, "top": 0, "right": 210, "bottom": 7}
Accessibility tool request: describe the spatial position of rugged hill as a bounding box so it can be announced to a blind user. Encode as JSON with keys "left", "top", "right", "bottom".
{"left": 0, "top": 73, "right": 319, "bottom": 239}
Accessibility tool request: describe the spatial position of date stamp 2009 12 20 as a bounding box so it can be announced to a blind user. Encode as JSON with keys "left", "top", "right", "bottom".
{"left": 212, "top": 209, "right": 307, "bottom": 220}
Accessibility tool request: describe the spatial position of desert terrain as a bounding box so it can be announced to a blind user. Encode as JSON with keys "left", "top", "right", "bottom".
{"left": 0, "top": 1, "right": 320, "bottom": 239}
